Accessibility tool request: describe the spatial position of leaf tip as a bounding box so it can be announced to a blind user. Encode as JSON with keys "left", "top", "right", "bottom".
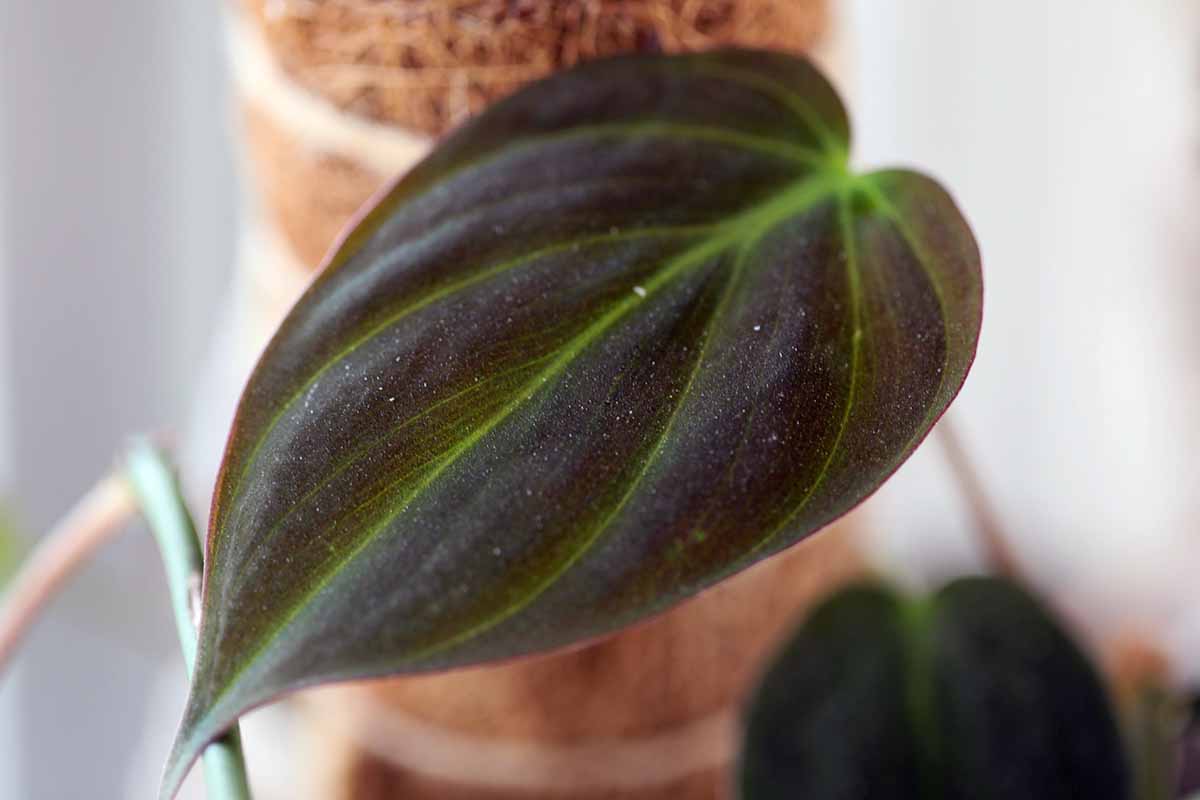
{"left": 158, "top": 699, "right": 218, "bottom": 800}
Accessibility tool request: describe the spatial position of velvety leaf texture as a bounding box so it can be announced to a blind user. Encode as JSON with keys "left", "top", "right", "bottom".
{"left": 738, "top": 579, "right": 1132, "bottom": 800}
{"left": 163, "top": 49, "right": 982, "bottom": 795}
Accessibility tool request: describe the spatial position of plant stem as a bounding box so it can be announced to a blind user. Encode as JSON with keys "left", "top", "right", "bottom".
{"left": 125, "top": 440, "right": 252, "bottom": 800}
{"left": 934, "top": 416, "right": 1021, "bottom": 578}
{"left": 0, "top": 474, "right": 137, "bottom": 674}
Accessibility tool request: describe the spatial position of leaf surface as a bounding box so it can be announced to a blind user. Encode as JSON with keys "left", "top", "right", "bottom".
{"left": 164, "top": 49, "right": 982, "bottom": 795}
{"left": 739, "top": 579, "right": 1132, "bottom": 799}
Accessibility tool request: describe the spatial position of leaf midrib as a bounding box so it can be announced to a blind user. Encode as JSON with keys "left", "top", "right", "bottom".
{"left": 218, "top": 62, "right": 843, "bottom": 535}
{"left": 397, "top": 171, "right": 867, "bottom": 661}
{"left": 217, "top": 122, "right": 825, "bottom": 542}
{"left": 743, "top": 186, "right": 866, "bottom": 561}
{"left": 683, "top": 59, "right": 847, "bottom": 156}
{"left": 749, "top": 177, "right": 961, "bottom": 558}
{"left": 316, "top": 55, "right": 845, "bottom": 287}
{"left": 900, "top": 596, "right": 944, "bottom": 798}
{"left": 397, "top": 223, "right": 764, "bottom": 665}
{"left": 198, "top": 167, "right": 853, "bottom": 726}
{"left": 224, "top": 227, "right": 710, "bottom": 573}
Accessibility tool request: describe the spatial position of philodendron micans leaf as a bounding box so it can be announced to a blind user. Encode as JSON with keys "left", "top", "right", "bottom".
{"left": 163, "top": 49, "right": 982, "bottom": 794}
{"left": 739, "top": 578, "right": 1132, "bottom": 800}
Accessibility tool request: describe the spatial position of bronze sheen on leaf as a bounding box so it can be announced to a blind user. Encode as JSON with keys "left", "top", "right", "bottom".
{"left": 162, "top": 49, "right": 982, "bottom": 796}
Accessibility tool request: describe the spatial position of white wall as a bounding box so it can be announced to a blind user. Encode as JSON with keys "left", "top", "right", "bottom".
{"left": 855, "top": 0, "right": 1200, "bottom": 674}
{"left": 850, "top": 0, "right": 1052, "bottom": 576}
{"left": 0, "top": 146, "right": 9, "bottom": 496}
{"left": 0, "top": 1, "right": 237, "bottom": 797}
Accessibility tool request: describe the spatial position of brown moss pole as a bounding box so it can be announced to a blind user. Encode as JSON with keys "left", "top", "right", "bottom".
{"left": 219, "top": 2, "right": 861, "bottom": 797}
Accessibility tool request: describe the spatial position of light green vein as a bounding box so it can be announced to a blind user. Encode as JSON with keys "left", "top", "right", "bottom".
{"left": 203, "top": 230, "right": 734, "bottom": 712}
{"left": 859, "top": 178, "right": 964, "bottom": 475}
{"left": 526, "top": 121, "right": 828, "bottom": 166}
{"left": 385, "top": 177, "right": 851, "bottom": 663}
{"left": 217, "top": 225, "right": 713, "bottom": 536}
{"left": 222, "top": 121, "right": 839, "bottom": 531}
{"left": 857, "top": 178, "right": 951, "bottom": 316}
{"left": 706, "top": 232, "right": 797, "bottom": 506}
{"left": 325, "top": 116, "right": 829, "bottom": 279}
{"left": 687, "top": 60, "right": 847, "bottom": 156}
{"left": 220, "top": 110, "right": 832, "bottom": 529}
{"left": 233, "top": 308, "right": 585, "bottom": 566}
{"left": 397, "top": 178, "right": 852, "bottom": 661}
{"left": 233, "top": 348, "right": 563, "bottom": 569}
{"left": 748, "top": 185, "right": 865, "bottom": 557}
{"left": 220, "top": 65, "right": 844, "bottom": 526}
{"left": 900, "top": 595, "right": 944, "bottom": 798}
{"left": 403, "top": 232, "right": 756, "bottom": 663}
{"left": 750, "top": 178, "right": 977, "bottom": 556}
{"left": 204, "top": 171, "right": 851, "bottom": 716}
{"left": 327, "top": 238, "right": 733, "bottom": 564}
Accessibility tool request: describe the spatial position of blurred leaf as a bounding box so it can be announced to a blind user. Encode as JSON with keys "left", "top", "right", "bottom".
{"left": 739, "top": 578, "right": 1132, "bottom": 799}
{"left": 1128, "top": 684, "right": 1184, "bottom": 800}
{"left": 164, "top": 49, "right": 982, "bottom": 795}
{"left": 1177, "top": 696, "right": 1200, "bottom": 798}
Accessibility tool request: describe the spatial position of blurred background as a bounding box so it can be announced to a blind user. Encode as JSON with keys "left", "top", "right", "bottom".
{"left": 0, "top": 1, "right": 1196, "bottom": 797}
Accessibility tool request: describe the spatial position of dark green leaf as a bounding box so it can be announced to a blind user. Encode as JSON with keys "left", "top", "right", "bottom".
{"left": 1127, "top": 683, "right": 1185, "bottom": 800}
{"left": 739, "top": 578, "right": 1132, "bottom": 800}
{"left": 164, "top": 49, "right": 982, "bottom": 795}
{"left": 1181, "top": 696, "right": 1200, "bottom": 797}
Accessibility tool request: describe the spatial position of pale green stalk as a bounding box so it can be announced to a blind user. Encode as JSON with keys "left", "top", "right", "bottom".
{"left": 125, "top": 440, "right": 252, "bottom": 800}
